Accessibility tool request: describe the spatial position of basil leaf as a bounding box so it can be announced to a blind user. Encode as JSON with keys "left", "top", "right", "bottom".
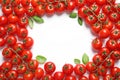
{"left": 28, "top": 18, "right": 34, "bottom": 29}
{"left": 78, "top": 17, "right": 83, "bottom": 26}
{"left": 74, "top": 59, "right": 80, "bottom": 64}
{"left": 36, "top": 55, "right": 47, "bottom": 64}
{"left": 69, "top": 12, "right": 77, "bottom": 18}
{"left": 33, "top": 16, "right": 44, "bottom": 23}
{"left": 82, "top": 53, "right": 89, "bottom": 64}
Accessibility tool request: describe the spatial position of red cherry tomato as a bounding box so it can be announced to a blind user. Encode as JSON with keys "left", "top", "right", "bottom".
{"left": 46, "top": 4, "right": 55, "bottom": 16}
{"left": 98, "top": 65, "right": 107, "bottom": 76}
{"left": 54, "top": 71, "right": 64, "bottom": 80}
{"left": 6, "top": 24, "right": 17, "bottom": 35}
{"left": 0, "top": 37, "right": 5, "bottom": 47}
{"left": 75, "top": 0, "right": 86, "bottom": 8}
{"left": 103, "top": 74, "right": 114, "bottom": 80}
{"left": 13, "top": 43, "right": 24, "bottom": 54}
{"left": 91, "top": 22, "right": 101, "bottom": 34}
{"left": 1, "top": 61, "right": 12, "bottom": 72}
{"left": 86, "top": 62, "right": 97, "bottom": 73}
{"left": 65, "top": 75, "right": 76, "bottom": 80}
{"left": 106, "top": 39, "right": 117, "bottom": 50}
{"left": 28, "top": 60, "right": 39, "bottom": 69}
{"left": 92, "top": 38, "right": 102, "bottom": 50}
{"left": 89, "top": 73, "right": 99, "bottom": 80}
{"left": 2, "top": 47, "right": 13, "bottom": 58}
{"left": 99, "top": 28, "right": 110, "bottom": 39}
{"left": 55, "top": 2, "right": 65, "bottom": 14}
{"left": 23, "top": 37, "right": 34, "bottom": 49}
{"left": 103, "top": 20, "right": 113, "bottom": 30}
{"left": 21, "top": 50, "right": 32, "bottom": 62}
{"left": 96, "top": 0, "right": 107, "bottom": 6}
{"left": 79, "top": 76, "right": 88, "bottom": 80}
{"left": 99, "top": 47, "right": 110, "bottom": 59}
{"left": 110, "top": 67, "right": 120, "bottom": 78}
{"left": 66, "top": 1, "right": 76, "bottom": 12}
{"left": 0, "top": 16, "right": 8, "bottom": 26}
{"left": 111, "top": 50, "right": 120, "bottom": 60}
{"left": 14, "top": 5, "right": 25, "bottom": 17}
{"left": 35, "top": 4, "right": 45, "bottom": 16}
{"left": 6, "top": 35, "right": 17, "bottom": 46}
{"left": 62, "top": 64, "right": 73, "bottom": 75}
{"left": 11, "top": 55, "right": 22, "bottom": 65}
{"left": 90, "top": 3, "right": 100, "bottom": 15}
{"left": 23, "top": 71, "right": 34, "bottom": 80}
{"left": 103, "top": 58, "right": 115, "bottom": 68}
{"left": 2, "top": 5, "right": 13, "bottom": 16}
{"left": 17, "top": 28, "right": 28, "bottom": 39}
{"left": 35, "top": 67, "right": 44, "bottom": 79}
{"left": 6, "top": 70, "right": 18, "bottom": 80}
{"left": 0, "top": 26, "right": 6, "bottom": 37}
{"left": 42, "top": 74, "right": 54, "bottom": 80}
{"left": 93, "top": 54, "right": 103, "bottom": 65}
{"left": 21, "top": 0, "right": 31, "bottom": 7}
{"left": 85, "top": 15, "right": 97, "bottom": 26}
{"left": 18, "top": 16, "right": 28, "bottom": 28}
{"left": 17, "top": 64, "right": 27, "bottom": 74}
{"left": 11, "top": 0, "right": 20, "bottom": 7}
{"left": 8, "top": 14, "right": 18, "bottom": 23}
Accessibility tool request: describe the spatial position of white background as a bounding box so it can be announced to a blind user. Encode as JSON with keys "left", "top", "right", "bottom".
{"left": 0, "top": 0, "right": 120, "bottom": 75}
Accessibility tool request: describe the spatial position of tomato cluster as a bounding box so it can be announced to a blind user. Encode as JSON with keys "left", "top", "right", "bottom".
{"left": 0, "top": 0, "right": 120, "bottom": 80}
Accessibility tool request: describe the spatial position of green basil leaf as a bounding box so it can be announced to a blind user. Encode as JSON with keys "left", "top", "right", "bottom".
{"left": 82, "top": 53, "right": 89, "bottom": 64}
{"left": 69, "top": 12, "right": 77, "bottom": 18}
{"left": 36, "top": 55, "right": 47, "bottom": 64}
{"left": 33, "top": 16, "right": 44, "bottom": 23}
{"left": 78, "top": 17, "right": 83, "bottom": 26}
{"left": 28, "top": 18, "right": 34, "bottom": 29}
{"left": 74, "top": 59, "right": 80, "bottom": 64}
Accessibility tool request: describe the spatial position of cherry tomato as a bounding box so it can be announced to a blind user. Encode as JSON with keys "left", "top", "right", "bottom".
{"left": 98, "top": 13, "right": 107, "bottom": 22}
{"left": 1, "top": 61, "right": 12, "bottom": 72}
{"left": 75, "top": 0, "right": 86, "bottom": 8}
{"left": 8, "top": 14, "right": 18, "bottom": 23}
{"left": 17, "top": 64, "right": 27, "bottom": 74}
{"left": 0, "top": 37, "right": 5, "bottom": 47}
{"left": 93, "top": 54, "right": 103, "bottom": 65}
{"left": 110, "top": 28, "right": 120, "bottom": 40}
{"left": 13, "top": 43, "right": 24, "bottom": 54}
{"left": 99, "top": 47, "right": 110, "bottom": 59}
{"left": 111, "top": 50, "right": 120, "bottom": 60}
{"left": 102, "top": 4, "right": 112, "bottom": 14}
{"left": 18, "top": 16, "right": 28, "bottom": 28}
{"left": 23, "top": 71, "right": 34, "bottom": 80}
{"left": 35, "top": 67, "right": 44, "bottom": 79}
{"left": 85, "top": 15, "right": 97, "bottom": 26}
{"left": 26, "top": 6, "right": 35, "bottom": 17}
{"left": 74, "top": 64, "right": 86, "bottom": 76}
{"left": 55, "top": 2, "right": 65, "bottom": 14}
{"left": 98, "top": 65, "right": 107, "bottom": 76}
{"left": 0, "top": 16, "right": 8, "bottom": 26}
{"left": 91, "top": 22, "right": 101, "bottom": 34}
{"left": 6, "top": 24, "right": 17, "bottom": 35}
{"left": 31, "top": 0, "right": 40, "bottom": 7}
{"left": 14, "top": 5, "right": 25, "bottom": 17}
{"left": 28, "top": 60, "right": 39, "bottom": 69}
{"left": 6, "top": 35, "right": 17, "bottom": 46}
{"left": 86, "top": 0, "right": 95, "bottom": 5}
{"left": 44, "top": 62, "right": 56, "bottom": 74}
{"left": 103, "top": 74, "right": 114, "bottom": 80}
{"left": 11, "top": 0, "right": 20, "bottom": 7}
{"left": 2, "top": 47, "right": 13, "bottom": 58}
{"left": 17, "top": 28, "right": 28, "bottom": 39}
{"left": 103, "top": 58, "right": 114, "bottom": 68}
{"left": 54, "top": 71, "right": 64, "bottom": 80}
{"left": 6, "top": 70, "right": 18, "bottom": 79}
{"left": 90, "top": 3, "right": 100, "bottom": 15}
{"left": 46, "top": 4, "right": 55, "bottom": 16}
{"left": 106, "top": 39, "right": 117, "bottom": 50}
{"left": 111, "top": 67, "right": 120, "bottom": 78}
{"left": 92, "top": 38, "right": 102, "bottom": 50}
{"left": 79, "top": 76, "right": 88, "bottom": 80}
{"left": 11, "top": 55, "right": 21, "bottom": 65}
{"left": 66, "top": 1, "right": 76, "bottom": 12}
{"left": 1, "top": 0, "right": 10, "bottom": 6}
{"left": 23, "top": 37, "right": 34, "bottom": 49}
{"left": 115, "top": 20, "right": 120, "bottom": 29}
{"left": 0, "top": 73, "right": 6, "bottom": 80}
{"left": 62, "top": 64, "right": 73, "bottom": 75}
{"left": 65, "top": 75, "right": 76, "bottom": 80}
{"left": 21, "top": 0, "right": 31, "bottom": 7}
{"left": 0, "top": 26, "right": 6, "bottom": 37}
{"left": 2, "top": 5, "right": 13, "bottom": 16}
{"left": 96, "top": 0, "right": 107, "bottom": 6}
{"left": 21, "top": 50, "right": 32, "bottom": 62}
{"left": 98, "top": 28, "right": 110, "bottom": 39}
{"left": 86, "top": 62, "right": 97, "bottom": 73}
{"left": 103, "top": 20, "right": 113, "bottom": 30}
{"left": 89, "top": 73, "right": 99, "bottom": 80}
{"left": 35, "top": 4, "right": 45, "bottom": 16}
{"left": 109, "top": 12, "right": 119, "bottom": 22}
{"left": 42, "top": 74, "right": 54, "bottom": 80}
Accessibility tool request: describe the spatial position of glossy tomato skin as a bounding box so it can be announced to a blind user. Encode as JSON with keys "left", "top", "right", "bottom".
{"left": 46, "top": 4, "right": 55, "bottom": 16}
{"left": 103, "top": 74, "right": 114, "bottom": 80}
{"left": 17, "top": 28, "right": 28, "bottom": 39}
{"left": 23, "top": 71, "right": 34, "bottom": 80}
{"left": 0, "top": 73, "right": 6, "bottom": 80}
{"left": 11, "top": 0, "right": 21, "bottom": 7}
{"left": 79, "top": 76, "right": 88, "bottom": 80}
{"left": 35, "top": 4, "right": 45, "bottom": 16}
{"left": 1, "top": 0, "right": 10, "bottom": 6}
{"left": 110, "top": 28, "right": 120, "bottom": 40}
{"left": 90, "top": 3, "right": 100, "bottom": 15}
{"left": 86, "top": 0, "right": 95, "bottom": 5}
{"left": 98, "top": 28, "right": 110, "bottom": 39}
{"left": 21, "top": 0, "right": 31, "bottom": 7}
{"left": 89, "top": 73, "right": 99, "bottom": 80}
{"left": 35, "top": 67, "right": 44, "bottom": 79}
{"left": 2, "top": 5, "right": 13, "bottom": 16}
{"left": 86, "top": 62, "right": 97, "bottom": 73}
{"left": 74, "top": 64, "right": 86, "bottom": 76}
{"left": 13, "top": 43, "right": 24, "bottom": 54}
{"left": 103, "top": 20, "right": 113, "bottom": 30}
{"left": 6, "top": 70, "right": 18, "bottom": 79}
{"left": 0, "top": 26, "right": 6, "bottom": 37}
{"left": 85, "top": 15, "right": 97, "bottom": 26}
{"left": 62, "top": 64, "right": 73, "bottom": 75}
{"left": 0, "top": 16, "right": 8, "bottom": 26}
{"left": 102, "top": 4, "right": 112, "bottom": 14}
{"left": 96, "top": 0, "right": 107, "bottom": 6}
{"left": 54, "top": 71, "right": 64, "bottom": 80}
{"left": 109, "top": 12, "right": 119, "bottom": 22}
{"left": 111, "top": 67, "right": 120, "bottom": 78}
{"left": 17, "top": 64, "right": 27, "bottom": 74}
{"left": 23, "top": 37, "right": 34, "bottom": 49}
{"left": 106, "top": 39, "right": 117, "bottom": 50}
{"left": 98, "top": 65, "right": 107, "bottom": 76}
{"left": 115, "top": 20, "right": 120, "bottom": 29}
{"left": 55, "top": 2, "right": 65, "bottom": 14}
{"left": 31, "top": 0, "right": 40, "bottom": 7}
{"left": 14, "top": 5, "right": 25, "bottom": 17}
{"left": 1, "top": 61, "right": 12, "bottom": 72}
{"left": 18, "top": 16, "right": 28, "bottom": 28}
{"left": 6, "top": 24, "right": 17, "bottom": 35}
{"left": 65, "top": 75, "right": 76, "bottom": 80}
{"left": 92, "top": 54, "right": 103, "bottom": 65}
{"left": 111, "top": 50, "right": 120, "bottom": 60}
{"left": 66, "top": 1, "right": 76, "bottom": 12}
{"left": 98, "top": 13, "right": 107, "bottom": 22}
{"left": 42, "top": 74, "right": 54, "bottom": 80}
{"left": 28, "top": 60, "right": 39, "bottom": 69}
{"left": 92, "top": 38, "right": 102, "bottom": 50}
{"left": 6, "top": 35, "right": 17, "bottom": 46}
{"left": 91, "top": 22, "right": 101, "bottom": 34}
{"left": 75, "top": 0, "right": 86, "bottom": 8}
{"left": 99, "top": 47, "right": 110, "bottom": 59}
{"left": 0, "top": 37, "right": 5, "bottom": 47}
{"left": 26, "top": 6, "right": 35, "bottom": 17}
{"left": 2, "top": 47, "right": 13, "bottom": 58}
{"left": 21, "top": 50, "right": 32, "bottom": 62}
{"left": 8, "top": 14, "right": 18, "bottom": 23}
{"left": 103, "top": 58, "right": 115, "bottom": 68}
{"left": 11, "top": 55, "right": 22, "bottom": 65}
{"left": 44, "top": 62, "right": 56, "bottom": 74}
